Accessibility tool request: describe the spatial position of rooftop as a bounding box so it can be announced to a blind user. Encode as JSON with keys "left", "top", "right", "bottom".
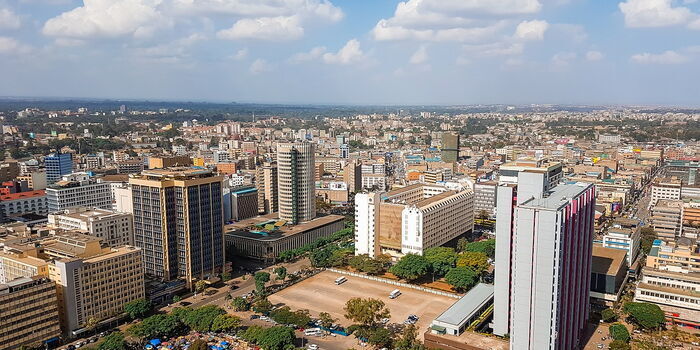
{"left": 521, "top": 182, "right": 592, "bottom": 210}
{"left": 225, "top": 214, "right": 345, "bottom": 241}
{"left": 413, "top": 190, "right": 458, "bottom": 208}
{"left": 0, "top": 190, "right": 45, "bottom": 201}
{"left": 592, "top": 245, "right": 628, "bottom": 275}
{"left": 434, "top": 283, "right": 494, "bottom": 327}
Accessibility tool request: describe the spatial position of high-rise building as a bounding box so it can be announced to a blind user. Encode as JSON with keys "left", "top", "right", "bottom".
{"left": 256, "top": 161, "right": 278, "bottom": 215}
{"left": 45, "top": 153, "right": 73, "bottom": 184}
{"left": 46, "top": 172, "right": 113, "bottom": 213}
{"left": 342, "top": 160, "right": 362, "bottom": 193}
{"left": 0, "top": 277, "right": 61, "bottom": 350}
{"left": 441, "top": 132, "right": 460, "bottom": 163}
{"left": 277, "top": 142, "right": 316, "bottom": 224}
{"left": 494, "top": 172, "right": 595, "bottom": 350}
{"left": 498, "top": 159, "right": 563, "bottom": 191}
{"left": 48, "top": 207, "right": 134, "bottom": 247}
{"left": 129, "top": 168, "right": 224, "bottom": 287}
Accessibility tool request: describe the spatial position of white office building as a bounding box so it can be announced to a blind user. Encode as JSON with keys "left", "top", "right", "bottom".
{"left": 48, "top": 207, "right": 134, "bottom": 247}
{"left": 46, "top": 173, "right": 113, "bottom": 213}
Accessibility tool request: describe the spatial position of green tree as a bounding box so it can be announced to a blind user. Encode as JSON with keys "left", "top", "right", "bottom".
{"left": 195, "top": 280, "right": 208, "bottom": 294}
{"left": 390, "top": 254, "right": 430, "bottom": 281}
{"left": 310, "top": 246, "right": 335, "bottom": 267}
{"left": 274, "top": 266, "right": 287, "bottom": 280}
{"left": 609, "top": 323, "right": 630, "bottom": 342}
{"left": 344, "top": 298, "right": 391, "bottom": 327}
{"left": 348, "top": 254, "right": 386, "bottom": 275}
{"left": 640, "top": 227, "right": 657, "bottom": 255}
{"left": 394, "top": 324, "right": 426, "bottom": 350}
{"left": 445, "top": 266, "right": 479, "bottom": 292}
{"left": 177, "top": 305, "right": 226, "bottom": 332}
{"left": 456, "top": 251, "right": 489, "bottom": 273}
{"left": 318, "top": 312, "right": 336, "bottom": 329}
{"left": 232, "top": 296, "right": 251, "bottom": 311}
{"left": 221, "top": 271, "right": 232, "bottom": 281}
{"left": 609, "top": 340, "right": 631, "bottom": 350}
{"left": 98, "top": 331, "right": 127, "bottom": 350}
{"left": 124, "top": 298, "right": 151, "bottom": 319}
{"left": 255, "top": 271, "right": 271, "bottom": 293}
{"left": 252, "top": 298, "right": 273, "bottom": 314}
{"left": 367, "top": 327, "right": 393, "bottom": 348}
{"left": 456, "top": 237, "right": 469, "bottom": 253}
{"left": 189, "top": 339, "right": 208, "bottom": 350}
{"left": 258, "top": 326, "right": 296, "bottom": 350}
{"left": 211, "top": 314, "right": 241, "bottom": 332}
{"left": 128, "top": 314, "right": 180, "bottom": 339}
{"left": 172, "top": 295, "right": 182, "bottom": 303}
{"left": 623, "top": 302, "right": 665, "bottom": 329}
{"left": 601, "top": 308, "right": 618, "bottom": 323}
{"left": 464, "top": 239, "right": 496, "bottom": 259}
{"left": 424, "top": 247, "right": 457, "bottom": 278}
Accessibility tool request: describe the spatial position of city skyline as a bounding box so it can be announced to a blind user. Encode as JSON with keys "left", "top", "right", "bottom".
{"left": 2, "top": 1, "right": 700, "bottom": 106}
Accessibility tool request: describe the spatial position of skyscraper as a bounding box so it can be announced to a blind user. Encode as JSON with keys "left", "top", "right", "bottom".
{"left": 256, "top": 161, "right": 278, "bottom": 215}
{"left": 129, "top": 168, "right": 224, "bottom": 288}
{"left": 441, "top": 132, "right": 460, "bottom": 163}
{"left": 494, "top": 172, "right": 595, "bottom": 350}
{"left": 45, "top": 152, "right": 73, "bottom": 184}
{"left": 277, "top": 142, "right": 316, "bottom": 224}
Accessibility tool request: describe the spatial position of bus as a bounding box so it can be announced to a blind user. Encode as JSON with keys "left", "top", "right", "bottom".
{"left": 335, "top": 276, "right": 347, "bottom": 285}
{"left": 389, "top": 289, "right": 401, "bottom": 299}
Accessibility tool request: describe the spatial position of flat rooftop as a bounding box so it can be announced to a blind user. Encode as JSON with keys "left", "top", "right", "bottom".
{"left": 225, "top": 214, "right": 345, "bottom": 241}
{"left": 434, "top": 283, "right": 494, "bottom": 327}
{"left": 521, "top": 183, "right": 592, "bottom": 210}
{"left": 414, "top": 190, "right": 458, "bottom": 208}
{"left": 134, "top": 167, "right": 213, "bottom": 178}
{"left": 592, "top": 245, "right": 627, "bottom": 275}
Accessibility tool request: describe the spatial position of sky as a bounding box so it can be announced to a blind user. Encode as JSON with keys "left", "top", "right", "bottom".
{"left": 1, "top": 0, "right": 700, "bottom": 106}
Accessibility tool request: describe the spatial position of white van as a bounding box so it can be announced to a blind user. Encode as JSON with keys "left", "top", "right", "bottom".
{"left": 389, "top": 289, "right": 401, "bottom": 299}
{"left": 334, "top": 276, "right": 347, "bottom": 285}
{"left": 304, "top": 328, "right": 321, "bottom": 336}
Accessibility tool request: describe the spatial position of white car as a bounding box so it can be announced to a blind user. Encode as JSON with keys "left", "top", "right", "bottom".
{"left": 308, "top": 344, "right": 319, "bottom": 350}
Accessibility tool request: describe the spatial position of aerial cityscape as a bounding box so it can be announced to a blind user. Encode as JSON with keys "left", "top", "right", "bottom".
{"left": 1, "top": 1, "right": 700, "bottom": 350}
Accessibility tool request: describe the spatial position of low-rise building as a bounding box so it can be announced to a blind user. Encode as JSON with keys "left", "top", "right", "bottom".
{"left": 48, "top": 207, "right": 134, "bottom": 247}
{"left": 590, "top": 245, "right": 629, "bottom": 305}
{"left": 225, "top": 214, "right": 345, "bottom": 261}
{"left": 634, "top": 267, "right": 700, "bottom": 330}
{"left": 602, "top": 218, "right": 641, "bottom": 266}
{"left": 0, "top": 190, "right": 48, "bottom": 221}
{"left": 650, "top": 177, "right": 682, "bottom": 207}
{"left": 650, "top": 199, "right": 684, "bottom": 241}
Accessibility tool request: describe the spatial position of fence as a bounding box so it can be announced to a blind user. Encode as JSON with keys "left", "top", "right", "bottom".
{"left": 327, "top": 268, "right": 462, "bottom": 299}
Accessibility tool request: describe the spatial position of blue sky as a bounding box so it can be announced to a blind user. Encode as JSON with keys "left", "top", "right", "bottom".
{"left": 1, "top": 0, "right": 700, "bottom": 106}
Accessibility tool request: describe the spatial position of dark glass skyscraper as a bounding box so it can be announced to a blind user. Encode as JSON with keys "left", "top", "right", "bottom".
{"left": 45, "top": 152, "right": 73, "bottom": 184}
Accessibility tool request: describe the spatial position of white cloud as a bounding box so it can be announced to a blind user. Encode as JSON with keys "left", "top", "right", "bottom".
{"left": 43, "top": 0, "right": 343, "bottom": 41}
{"left": 462, "top": 42, "right": 524, "bottom": 56}
{"left": 217, "top": 15, "right": 304, "bottom": 41}
{"left": 250, "top": 58, "right": 273, "bottom": 73}
{"left": 322, "top": 39, "right": 366, "bottom": 65}
{"left": 514, "top": 20, "right": 549, "bottom": 41}
{"left": 231, "top": 48, "right": 249, "bottom": 60}
{"left": 631, "top": 50, "right": 689, "bottom": 64}
{"left": 619, "top": 0, "right": 694, "bottom": 28}
{"left": 289, "top": 46, "right": 326, "bottom": 63}
{"left": 372, "top": 0, "right": 541, "bottom": 42}
{"left": 0, "top": 36, "right": 31, "bottom": 54}
{"left": 551, "top": 52, "right": 576, "bottom": 66}
{"left": 409, "top": 45, "right": 428, "bottom": 64}
{"left": 131, "top": 33, "right": 205, "bottom": 63}
{"left": 0, "top": 8, "right": 21, "bottom": 30}
{"left": 43, "top": 0, "right": 171, "bottom": 39}
{"left": 585, "top": 50, "right": 604, "bottom": 61}
{"left": 171, "top": 0, "right": 343, "bottom": 22}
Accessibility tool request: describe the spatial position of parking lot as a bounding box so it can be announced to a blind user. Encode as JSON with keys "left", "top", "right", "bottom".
{"left": 268, "top": 270, "right": 458, "bottom": 340}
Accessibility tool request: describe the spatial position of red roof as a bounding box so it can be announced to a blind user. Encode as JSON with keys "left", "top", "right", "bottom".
{"left": 0, "top": 190, "right": 45, "bottom": 201}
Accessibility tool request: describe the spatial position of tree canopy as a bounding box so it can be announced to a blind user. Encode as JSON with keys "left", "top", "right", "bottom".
{"left": 445, "top": 266, "right": 479, "bottom": 292}
{"left": 623, "top": 302, "right": 665, "bottom": 329}
{"left": 123, "top": 298, "right": 151, "bottom": 319}
{"left": 344, "top": 297, "right": 391, "bottom": 327}
{"left": 424, "top": 247, "right": 457, "bottom": 278}
{"left": 390, "top": 254, "right": 430, "bottom": 281}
